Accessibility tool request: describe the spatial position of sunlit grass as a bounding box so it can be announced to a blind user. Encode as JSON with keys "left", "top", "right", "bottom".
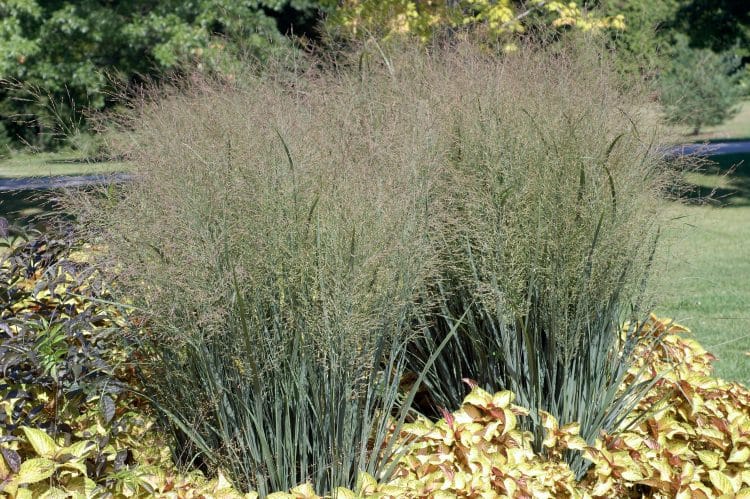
{"left": 656, "top": 170, "right": 750, "bottom": 385}
{"left": 0, "top": 152, "right": 129, "bottom": 178}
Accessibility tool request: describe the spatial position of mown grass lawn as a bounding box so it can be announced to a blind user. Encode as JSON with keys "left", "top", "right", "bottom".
{"left": 652, "top": 99, "right": 750, "bottom": 385}
{"left": 0, "top": 152, "right": 129, "bottom": 220}
{"left": 0, "top": 151, "right": 128, "bottom": 178}
{"left": 656, "top": 167, "right": 750, "bottom": 385}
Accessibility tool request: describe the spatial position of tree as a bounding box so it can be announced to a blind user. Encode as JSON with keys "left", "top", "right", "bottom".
{"left": 324, "top": 0, "right": 625, "bottom": 47}
{"left": 0, "top": 0, "right": 330, "bottom": 149}
{"left": 670, "top": 0, "right": 750, "bottom": 54}
{"left": 596, "top": 0, "right": 680, "bottom": 79}
{"left": 659, "top": 37, "right": 743, "bottom": 135}
{"left": 595, "top": 0, "right": 750, "bottom": 87}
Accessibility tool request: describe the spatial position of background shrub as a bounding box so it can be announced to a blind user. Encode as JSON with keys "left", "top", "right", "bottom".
{"left": 0, "top": 0, "right": 330, "bottom": 150}
{"left": 0, "top": 233, "right": 125, "bottom": 433}
{"left": 324, "top": 0, "right": 625, "bottom": 46}
{"left": 0, "top": 231, "right": 155, "bottom": 495}
{"left": 658, "top": 36, "right": 743, "bottom": 134}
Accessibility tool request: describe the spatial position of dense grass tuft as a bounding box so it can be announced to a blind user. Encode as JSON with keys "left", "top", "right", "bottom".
{"left": 73, "top": 39, "right": 680, "bottom": 490}
{"left": 402, "top": 42, "right": 679, "bottom": 476}
{"left": 74, "top": 50, "right": 451, "bottom": 494}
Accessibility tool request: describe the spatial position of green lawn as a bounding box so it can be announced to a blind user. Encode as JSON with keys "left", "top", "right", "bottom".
{"left": 655, "top": 166, "right": 750, "bottom": 385}
{"left": 0, "top": 151, "right": 128, "bottom": 178}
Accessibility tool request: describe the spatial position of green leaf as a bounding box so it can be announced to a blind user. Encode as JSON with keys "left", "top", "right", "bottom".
{"left": 14, "top": 457, "right": 57, "bottom": 485}
{"left": 355, "top": 471, "right": 378, "bottom": 493}
{"left": 39, "top": 487, "right": 70, "bottom": 499}
{"left": 696, "top": 450, "right": 720, "bottom": 469}
{"left": 20, "top": 428, "right": 59, "bottom": 459}
{"left": 728, "top": 447, "right": 750, "bottom": 464}
{"left": 16, "top": 488, "right": 34, "bottom": 499}
{"left": 57, "top": 441, "right": 95, "bottom": 460}
{"left": 65, "top": 475, "right": 97, "bottom": 497}
{"left": 708, "top": 469, "right": 736, "bottom": 495}
{"left": 58, "top": 459, "right": 87, "bottom": 475}
{"left": 463, "top": 389, "right": 492, "bottom": 408}
{"left": 334, "top": 488, "right": 358, "bottom": 498}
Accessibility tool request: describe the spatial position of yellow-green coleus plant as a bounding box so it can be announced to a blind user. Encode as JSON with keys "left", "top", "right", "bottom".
{"left": 578, "top": 317, "right": 750, "bottom": 498}
{"left": 365, "top": 316, "right": 750, "bottom": 498}
{"left": 327, "top": 0, "right": 626, "bottom": 45}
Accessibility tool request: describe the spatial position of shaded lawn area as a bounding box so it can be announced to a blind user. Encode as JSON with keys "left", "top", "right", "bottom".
{"left": 656, "top": 155, "right": 750, "bottom": 385}
{"left": 0, "top": 190, "right": 53, "bottom": 220}
{"left": 682, "top": 151, "right": 750, "bottom": 207}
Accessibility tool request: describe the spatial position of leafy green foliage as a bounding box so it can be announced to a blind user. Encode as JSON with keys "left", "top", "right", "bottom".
{"left": 596, "top": 0, "right": 681, "bottom": 79}
{"left": 0, "top": 234, "right": 125, "bottom": 431}
{"left": 0, "top": 232, "right": 167, "bottom": 497}
{"left": 659, "top": 36, "right": 743, "bottom": 134}
{"left": 596, "top": 0, "right": 749, "bottom": 89}
{"left": 0, "top": 0, "right": 329, "bottom": 149}
{"left": 670, "top": 0, "right": 750, "bottom": 54}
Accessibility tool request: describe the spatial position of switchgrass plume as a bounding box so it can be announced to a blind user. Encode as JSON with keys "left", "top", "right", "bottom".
{"left": 402, "top": 39, "right": 682, "bottom": 477}
{"left": 73, "top": 45, "right": 451, "bottom": 494}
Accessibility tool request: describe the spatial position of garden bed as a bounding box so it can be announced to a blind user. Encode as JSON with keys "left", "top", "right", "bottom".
{"left": 2, "top": 234, "right": 750, "bottom": 498}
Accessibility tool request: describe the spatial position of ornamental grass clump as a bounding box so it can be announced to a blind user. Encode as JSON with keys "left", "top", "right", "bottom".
{"left": 73, "top": 38, "right": 679, "bottom": 493}
{"left": 73, "top": 59, "right": 452, "bottom": 494}
{"left": 403, "top": 42, "right": 678, "bottom": 476}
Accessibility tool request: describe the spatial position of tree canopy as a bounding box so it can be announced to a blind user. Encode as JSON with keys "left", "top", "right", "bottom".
{"left": 0, "top": 0, "right": 329, "bottom": 148}
{"left": 326, "top": 0, "right": 625, "bottom": 47}
{"left": 659, "top": 35, "right": 743, "bottom": 134}
{"left": 1, "top": 0, "right": 749, "bottom": 149}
